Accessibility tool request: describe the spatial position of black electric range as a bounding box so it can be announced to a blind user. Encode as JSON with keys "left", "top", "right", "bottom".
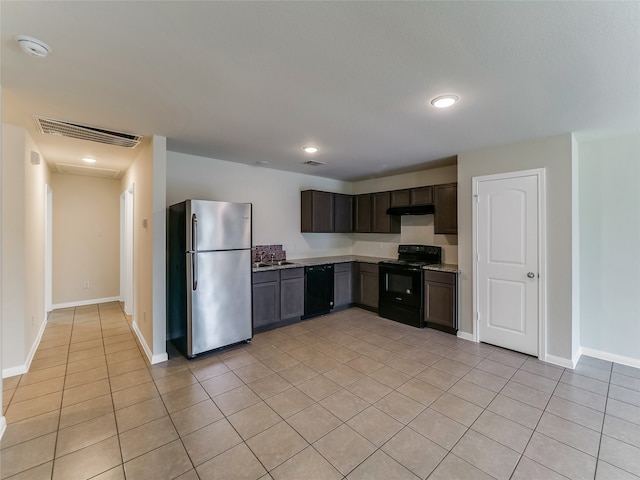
{"left": 378, "top": 245, "right": 442, "bottom": 328}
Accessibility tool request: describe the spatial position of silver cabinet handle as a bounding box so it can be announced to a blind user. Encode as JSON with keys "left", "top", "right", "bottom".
{"left": 527, "top": 272, "right": 535, "bottom": 279}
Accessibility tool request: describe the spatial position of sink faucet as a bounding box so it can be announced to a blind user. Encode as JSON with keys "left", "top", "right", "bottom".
{"left": 259, "top": 252, "right": 265, "bottom": 264}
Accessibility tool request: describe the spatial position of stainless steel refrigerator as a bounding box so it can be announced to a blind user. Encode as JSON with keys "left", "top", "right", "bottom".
{"left": 167, "top": 199, "right": 252, "bottom": 358}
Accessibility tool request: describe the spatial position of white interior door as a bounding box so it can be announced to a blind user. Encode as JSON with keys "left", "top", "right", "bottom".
{"left": 476, "top": 172, "right": 540, "bottom": 356}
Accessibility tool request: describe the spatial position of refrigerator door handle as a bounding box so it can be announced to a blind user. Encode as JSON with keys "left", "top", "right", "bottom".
{"left": 192, "top": 214, "right": 198, "bottom": 290}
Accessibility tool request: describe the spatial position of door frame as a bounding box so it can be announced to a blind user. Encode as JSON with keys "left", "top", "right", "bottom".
{"left": 120, "top": 183, "right": 135, "bottom": 316}
{"left": 44, "top": 184, "right": 53, "bottom": 313}
{"left": 472, "top": 168, "right": 547, "bottom": 360}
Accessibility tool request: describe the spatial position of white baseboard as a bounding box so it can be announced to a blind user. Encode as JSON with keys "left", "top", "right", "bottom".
{"left": 52, "top": 296, "right": 121, "bottom": 310}
{"left": 2, "top": 314, "right": 48, "bottom": 378}
{"left": 544, "top": 353, "right": 578, "bottom": 369}
{"left": 457, "top": 331, "right": 475, "bottom": 342}
{"left": 580, "top": 347, "right": 640, "bottom": 369}
{"left": 131, "top": 321, "right": 168, "bottom": 365}
{"left": 0, "top": 416, "right": 6, "bottom": 440}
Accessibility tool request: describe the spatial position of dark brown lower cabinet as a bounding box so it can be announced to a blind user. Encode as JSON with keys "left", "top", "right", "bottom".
{"left": 356, "top": 262, "right": 378, "bottom": 311}
{"left": 334, "top": 262, "right": 354, "bottom": 308}
{"left": 252, "top": 270, "right": 280, "bottom": 329}
{"left": 280, "top": 268, "right": 304, "bottom": 320}
{"left": 424, "top": 270, "right": 457, "bottom": 334}
{"left": 253, "top": 268, "right": 304, "bottom": 331}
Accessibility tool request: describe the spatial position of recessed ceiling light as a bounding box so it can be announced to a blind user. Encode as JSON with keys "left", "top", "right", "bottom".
{"left": 15, "top": 35, "right": 51, "bottom": 58}
{"left": 430, "top": 94, "right": 459, "bottom": 108}
{"left": 302, "top": 146, "right": 319, "bottom": 154}
{"left": 255, "top": 160, "right": 270, "bottom": 165}
{"left": 82, "top": 157, "right": 97, "bottom": 163}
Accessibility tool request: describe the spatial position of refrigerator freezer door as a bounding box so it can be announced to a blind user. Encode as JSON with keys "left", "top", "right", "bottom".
{"left": 188, "top": 200, "right": 251, "bottom": 252}
{"left": 187, "top": 248, "right": 252, "bottom": 356}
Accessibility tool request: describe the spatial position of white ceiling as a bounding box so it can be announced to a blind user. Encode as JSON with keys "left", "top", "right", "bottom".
{"left": 2, "top": 1, "right": 639, "bottom": 181}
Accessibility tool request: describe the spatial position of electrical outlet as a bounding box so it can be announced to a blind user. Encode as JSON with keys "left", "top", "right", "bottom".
{"left": 379, "top": 243, "right": 384, "bottom": 249}
{"left": 82, "top": 282, "right": 90, "bottom": 289}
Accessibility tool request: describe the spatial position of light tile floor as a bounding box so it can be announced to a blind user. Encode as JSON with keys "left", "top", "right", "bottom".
{"left": 2, "top": 302, "right": 639, "bottom": 479}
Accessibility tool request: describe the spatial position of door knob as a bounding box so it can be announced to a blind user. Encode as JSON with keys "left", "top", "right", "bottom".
{"left": 527, "top": 272, "right": 535, "bottom": 278}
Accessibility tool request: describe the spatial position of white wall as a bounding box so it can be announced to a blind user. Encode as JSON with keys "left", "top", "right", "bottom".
{"left": 458, "top": 134, "right": 576, "bottom": 364}
{"left": 51, "top": 173, "right": 121, "bottom": 306}
{"left": 579, "top": 134, "right": 640, "bottom": 364}
{"left": 167, "top": 152, "right": 354, "bottom": 259}
{"left": 1, "top": 124, "right": 51, "bottom": 376}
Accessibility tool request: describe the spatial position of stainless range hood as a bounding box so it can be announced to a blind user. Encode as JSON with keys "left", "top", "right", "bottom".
{"left": 386, "top": 204, "right": 435, "bottom": 215}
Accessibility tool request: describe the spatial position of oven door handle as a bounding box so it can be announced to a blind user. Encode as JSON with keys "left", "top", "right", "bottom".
{"left": 380, "top": 265, "right": 424, "bottom": 273}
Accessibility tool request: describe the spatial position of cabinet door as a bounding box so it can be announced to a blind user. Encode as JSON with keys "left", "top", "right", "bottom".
{"left": 354, "top": 194, "right": 372, "bottom": 233}
{"left": 424, "top": 271, "right": 457, "bottom": 333}
{"left": 301, "top": 190, "right": 334, "bottom": 233}
{"left": 252, "top": 280, "right": 280, "bottom": 328}
{"left": 357, "top": 263, "right": 379, "bottom": 310}
{"left": 334, "top": 193, "right": 353, "bottom": 233}
{"left": 281, "top": 276, "right": 304, "bottom": 320}
{"left": 390, "top": 189, "right": 411, "bottom": 207}
{"left": 410, "top": 186, "right": 433, "bottom": 205}
{"left": 434, "top": 183, "right": 457, "bottom": 234}
{"left": 372, "top": 192, "right": 400, "bottom": 233}
{"left": 334, "top": 263, "right": 354, "bottom": 308}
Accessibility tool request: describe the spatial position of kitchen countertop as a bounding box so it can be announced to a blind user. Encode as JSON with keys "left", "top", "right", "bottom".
{"left": 252, "top": 255, "right": 459, "bottom": 273}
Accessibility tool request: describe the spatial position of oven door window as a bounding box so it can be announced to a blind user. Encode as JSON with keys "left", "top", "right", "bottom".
{"left": 387, "top": 273, "right": 413, "bottom": 295}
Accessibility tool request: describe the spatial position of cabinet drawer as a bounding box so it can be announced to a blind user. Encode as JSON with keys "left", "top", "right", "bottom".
{"left": 334, "top": 262, "right": 353, "bottom": 273}
{"left": 280, "top": 267, "right": 304, "bottom": 280}
{"left": 358, "top": 263, "right": 379, "bottom": 274}
{"left": 424, "top": 270, "right": 455, "bottom": 285}
{"left": 253, "top": 270, "right": 279, "bottom": 284}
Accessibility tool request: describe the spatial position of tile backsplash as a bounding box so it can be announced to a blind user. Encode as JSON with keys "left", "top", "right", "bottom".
{"left": 253, "top": 244, "right": 286, "bottom": 262}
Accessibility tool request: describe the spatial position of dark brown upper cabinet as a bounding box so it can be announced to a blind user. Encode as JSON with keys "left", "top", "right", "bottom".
{"left": 390, "top": 189, "right": 411, "bottom": 207}
{"left": 354, "top": 193, "right": 372, "bottom": 233}
{"left": 434, "top": 183, "right": 458, "bottom": 234}
{"left": 390, "top": 186, "right": 433, "bottom": 207}
{"left": 410, "top": 186, "right": 433, "bottom": 205}
{"left": 333, "top": 193, "right": 353, "bottom": 233}
{"left": 301, "top": 190, "right": 334, "bottom": 232}
{"left": 372, "top": 192, "right": 400, "bottom": 233}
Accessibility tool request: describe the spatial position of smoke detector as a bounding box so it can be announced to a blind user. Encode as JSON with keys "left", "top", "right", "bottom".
{"left": 15, "top": 35, "right": 51, "bottom": 58}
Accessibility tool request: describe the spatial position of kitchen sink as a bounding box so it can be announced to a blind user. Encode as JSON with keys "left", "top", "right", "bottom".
{"left": 253, "top": 260, "right": 296, "bottom": 268}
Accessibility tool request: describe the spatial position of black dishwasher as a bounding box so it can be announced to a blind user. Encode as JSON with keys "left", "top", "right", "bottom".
{"left": 303, "top": 264, "right": 334, "bottom": 319}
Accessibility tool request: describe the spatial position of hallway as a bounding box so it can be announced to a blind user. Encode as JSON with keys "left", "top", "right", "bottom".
{"left": 1, "top": 303, "right": 639, "bottom": 479}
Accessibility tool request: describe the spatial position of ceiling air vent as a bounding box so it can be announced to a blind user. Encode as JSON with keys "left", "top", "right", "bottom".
{"left": 34, "top": 116, "right": 143, "bottom": 148}
{"left": 303, "top": 160, "right": 327, "bottom": 166}
{"left": 56, "top": 163, "right": 121, "bottom": 179}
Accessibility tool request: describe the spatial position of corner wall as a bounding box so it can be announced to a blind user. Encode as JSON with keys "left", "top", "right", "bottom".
{"left": 1, "top": 124, "right": 51, "bottom": 376}
{"left": 578, "top": 134, "right": 640, "bottom": 365}
{"left": 458, "top": 134, "right": 576, "bottom": 364}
